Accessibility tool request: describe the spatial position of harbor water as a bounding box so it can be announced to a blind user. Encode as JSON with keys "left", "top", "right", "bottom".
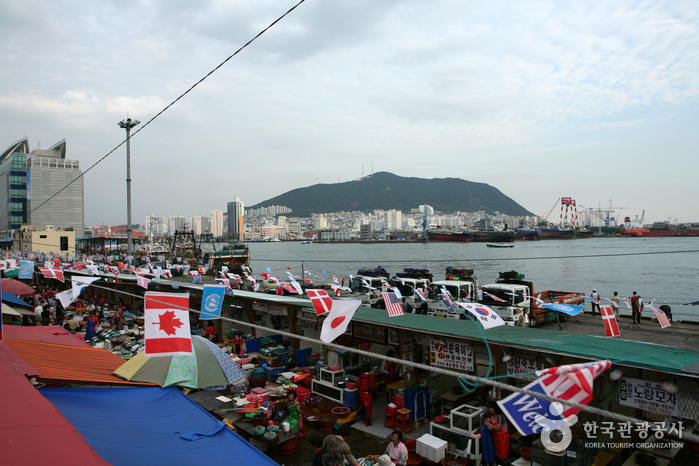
{"left": 245, "top": 237, "right": 699, "bottom": 322}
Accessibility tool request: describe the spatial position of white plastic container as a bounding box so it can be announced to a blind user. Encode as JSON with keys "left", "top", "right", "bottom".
{"left": 416, "top": 433, "right": 448, "bottom": 463}
{"left": 282, "top": 422, "right": 290, "bottom": 432}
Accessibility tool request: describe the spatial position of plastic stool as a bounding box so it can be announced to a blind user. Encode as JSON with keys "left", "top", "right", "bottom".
{"left": 395, "top": 408, "right": 412, "bottom": 434}
{"left": 385, "top": 405, "right": 398, "bottom": 429}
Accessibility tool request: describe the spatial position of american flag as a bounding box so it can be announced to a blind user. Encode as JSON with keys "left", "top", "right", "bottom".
{"left": 536, "top": 360, "right": 612, "bottom": 418}
{"left": 307, "top": 289, "right": 333, "bottom": 316}
{"left": 648, "top": 305, "right": 671, "bottom": 328}
{"left": 382, "top": 292, "right": 404, "bottom": 317}
{"left": 137, "top": 275, "right": 149, "bottom": 289}
{"left": 600, "top": 306, "right": 620, "bottom": 337}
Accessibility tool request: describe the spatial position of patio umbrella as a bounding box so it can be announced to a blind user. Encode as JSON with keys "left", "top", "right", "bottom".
{"left": 1, "top": 278, "right": 36, "bottom": 298}
{"left": 1, "top": 291, "right": 34, "bottom": 308}
{"left": 113, "top": 336, "right": 245, "bottom": 389}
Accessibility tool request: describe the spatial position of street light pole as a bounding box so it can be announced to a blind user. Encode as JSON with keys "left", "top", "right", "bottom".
{"left": 118, "top": 117, "right": 140, "bottom": 256}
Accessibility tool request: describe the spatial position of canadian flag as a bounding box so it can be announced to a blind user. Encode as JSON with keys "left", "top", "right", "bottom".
{"left": 39, "top": 266, "right": 64, "bottom": 283}
{"left": 144, "top": 292, "right": 192, "bottom": 357}
{"left": 320, "top": 299, "right": 362, "bottom": 344}
{"left": 307, "top": 289, "right": 333, "bottom": 316}
{"left": 601, "top": 306, "right": 620, "bottom": 337}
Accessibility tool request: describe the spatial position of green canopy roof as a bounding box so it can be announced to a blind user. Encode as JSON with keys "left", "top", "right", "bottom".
{"left": 351, "top": 307, "right": 699, "bottom": 375}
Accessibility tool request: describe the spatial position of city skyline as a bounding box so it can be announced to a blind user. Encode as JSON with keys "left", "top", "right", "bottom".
{"left": 1, "top": 2, "right": 697, "bottom": 225}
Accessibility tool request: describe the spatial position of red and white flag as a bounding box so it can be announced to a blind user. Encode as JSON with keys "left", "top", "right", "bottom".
{"left": 332, "top": 275, "right": 338, "bottom": 284}
{"left": 320, "top": 299, "right": 361, "bottom": 343}
{"left": 118, "top": 262, "right": 126, "bottom": 270}
{"left": 381, "top": 292, "right": 404, "bottom": 317}
{"left": 307, "top": 289, "right": 333, "bottom": 316}
{"left": 39, "top": 266, "right": 64, "bottom": 283}
{"left": 536, "top": 360, "right": 611, "bottom": 418}
{"left": 498, "top": 360, "right": 611, "bottom": 436}
{"left": 415, "top": 289, "right": 427, "bottom": 301}
{"left": 485, "top": 292, "right": 507, "bottom": 303}
{"left": 137, "top": 275, "right": 150, "bottom": 289}
{"left": 110, "top": 266, "right": 120, "bottom": 276}
{"left": 648, "top": 305, "right": 671, "bottom": 328}
{"left": 144, "top": 292, "right": 192, "bottom": 357}
{"left": 600, "top": 305, "right": 620, "bottom": 337}
{"left": 198, "top": 266, "right": 206, "bottom": 274}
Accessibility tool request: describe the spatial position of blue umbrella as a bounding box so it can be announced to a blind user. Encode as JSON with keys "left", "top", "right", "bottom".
{"left": 2, "top": 291, "right": 33, "bottom": 308}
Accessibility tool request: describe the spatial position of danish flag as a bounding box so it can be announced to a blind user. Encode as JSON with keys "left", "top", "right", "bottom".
{"left": 601, "top": 306, "right": 620, "bottom": 337}
{"left": 39, "top": 266, "right": 64, "bottom": 283}
{"left": 307, "top": 289, "right": 333, "bottom": 316}
{"left": 648, "top": 305, "right": 671, "bottom": 328}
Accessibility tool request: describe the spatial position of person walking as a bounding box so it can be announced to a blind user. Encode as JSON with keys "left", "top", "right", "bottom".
{"left": 630, "top": 291, "right": 642, "bottom": 327}
{"left": 590, "top": 289, "right": 600, "bottom": 316}
{"left": 610, "top": 292, "right": 621, "bottom": 320}
{"left": 659, "top": 301, "right": 673, "bottom": 322}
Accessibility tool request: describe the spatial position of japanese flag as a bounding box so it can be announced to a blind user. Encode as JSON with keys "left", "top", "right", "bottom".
{"left": 306, "top": 290, "right": 333, "bottom": 316}
{"left": 320, "top": 299, "right": 361, "bottom": 344}
{"left": 144, "top": 292, "right": 192, "bottom": 357}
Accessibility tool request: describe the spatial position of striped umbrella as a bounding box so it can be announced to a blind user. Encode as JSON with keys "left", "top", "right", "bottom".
{"left": 113, "top": 336, "right": 245, "bottom": 389}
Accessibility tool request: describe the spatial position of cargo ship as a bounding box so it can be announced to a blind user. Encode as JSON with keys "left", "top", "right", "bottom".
{"left": 619, "top": 221, "right": 699, "bottom": 237}
{"left": 427, "top": 230, "right": 472, "bottom": 242}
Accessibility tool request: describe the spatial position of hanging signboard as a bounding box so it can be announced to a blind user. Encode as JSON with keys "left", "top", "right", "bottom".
{"left": 430, "top": 340, "right": 473, "bottom": 372}
{"left": 618, "top": 377, "right": 679, "bottom": 417}
{"left": 506, "top": 357, "right": 545, "bottom": 381}
{"left": 268, "top": 304, "right": 287, "bottom": 316}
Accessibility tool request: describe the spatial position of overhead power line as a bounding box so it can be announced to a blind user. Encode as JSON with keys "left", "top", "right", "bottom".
{"left": 28, "top": 0, "right": 307, "bottom": 216}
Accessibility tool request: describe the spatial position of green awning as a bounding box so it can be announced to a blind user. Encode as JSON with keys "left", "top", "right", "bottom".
{"left": 350, "top": 307, "right": 699, "bottom": 375}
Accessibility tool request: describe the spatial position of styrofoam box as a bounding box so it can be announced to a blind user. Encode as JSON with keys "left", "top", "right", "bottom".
{"left": 416, "top": 434, "right": 448, "bottom": 463}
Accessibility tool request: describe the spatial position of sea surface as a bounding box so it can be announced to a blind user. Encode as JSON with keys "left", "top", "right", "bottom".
{"left": 244, "top": 237, "right": 699, "bottom": 321}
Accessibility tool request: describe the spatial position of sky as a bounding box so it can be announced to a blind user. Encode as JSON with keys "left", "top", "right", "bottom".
{"left": 1, "top": 0, "right": 698, "bottom": 226}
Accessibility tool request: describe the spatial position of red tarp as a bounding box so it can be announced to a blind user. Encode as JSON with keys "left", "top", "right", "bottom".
{"left": 0, "top": 341, "right": 109, "bottom": 465}
{"left": 2, "top": 325, "right": 92, "bottom": 347}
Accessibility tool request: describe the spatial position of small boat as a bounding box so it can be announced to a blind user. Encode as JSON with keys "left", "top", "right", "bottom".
{"left": 301, "top": 241, "right": 312, "bottom": 244}
{"left": 486, "top": 243, "right": 515, "bottom": 248}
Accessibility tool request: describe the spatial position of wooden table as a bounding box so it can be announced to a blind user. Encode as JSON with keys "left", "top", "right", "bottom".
{"left": 438, "top": 391, "right": 470, "bottom": 415}
{"left": 233, "top": 419, "right": 301, "bottom": 460}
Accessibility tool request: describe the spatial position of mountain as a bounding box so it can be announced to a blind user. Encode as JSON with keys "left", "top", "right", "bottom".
{"left": 248, "top": 172, "right": 533, "bottom": 218}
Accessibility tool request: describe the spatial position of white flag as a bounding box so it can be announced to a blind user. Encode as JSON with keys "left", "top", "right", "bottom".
{"left": 57, "top": 277, "right": 100, "bottom": 308}
{"left": 457, "top": 302, "right": 506, "bottom": 329}
{"left": 320, "top": 299, "right": 361, "bottom": 343}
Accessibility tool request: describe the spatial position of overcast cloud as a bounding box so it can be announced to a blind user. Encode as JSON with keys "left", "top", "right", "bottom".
{"left": 1, "top": 0, "right": 698, "bottom": 225}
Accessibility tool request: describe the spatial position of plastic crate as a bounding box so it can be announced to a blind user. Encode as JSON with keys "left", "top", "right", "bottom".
{"left": 296, "top": 386, "right": 311, "bottom": 402}
{"left": 416, "top": 434, "right": 447, "bottom": 463}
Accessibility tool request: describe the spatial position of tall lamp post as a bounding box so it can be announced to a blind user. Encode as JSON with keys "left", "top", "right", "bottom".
{"left": 118, "top": 117, "right": 140, "bottom": 256}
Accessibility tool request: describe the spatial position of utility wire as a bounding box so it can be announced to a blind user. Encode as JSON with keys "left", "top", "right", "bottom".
{"left": 27, "top": 0, "right": 307, "bottom": 216}
{"left": 46, "top": 274, "right": 699, "bottom": 444}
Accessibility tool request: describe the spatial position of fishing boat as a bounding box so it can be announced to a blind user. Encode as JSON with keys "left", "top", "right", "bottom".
{"left": 469, "top": 230, "right": 515, "bottom": 242}
{"left": 205, "top": 243, "right": 250, "bottom": 272}
{"left": 486, "top": 243, "right": 515, "bottom": 248}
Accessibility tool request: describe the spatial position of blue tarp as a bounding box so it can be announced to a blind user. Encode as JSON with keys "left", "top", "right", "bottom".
{"left": 2, "top": 291, "right": 33, "bottom": 308}
{"left": 41, "top": 387, "right": 277, "bottom": 466}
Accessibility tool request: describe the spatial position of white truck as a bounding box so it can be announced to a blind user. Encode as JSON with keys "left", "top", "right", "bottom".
{"left": 479, "top": 271, "right": 585, "bottom": 326}
{"left": 426, "top": 267, "right": 479, "bottom": 318}
{"left": 348, "top": 267, "right": 391, "bottom": 305}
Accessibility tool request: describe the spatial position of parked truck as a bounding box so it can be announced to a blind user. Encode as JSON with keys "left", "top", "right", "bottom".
{"left": 479, "top": 271, "right": 585, "bottom": 326}
{"left": 426, "top": 267, "right": 479, "bottom": 318}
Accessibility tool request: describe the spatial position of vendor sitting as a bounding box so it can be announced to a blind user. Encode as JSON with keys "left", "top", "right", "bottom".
{"left": 381, "top": 350, "right": 399, "bottom": 385}
{"left": 202, "top": 321, "right": 217, "bottom": 342}
{"left": 384, "top": 430, "right": 408, "bottom": 465}
{"left": 282, "top": 390, "right": 303, "bottom": 432}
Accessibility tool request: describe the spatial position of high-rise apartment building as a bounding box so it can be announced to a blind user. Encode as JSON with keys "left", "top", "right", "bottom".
{"left": 0, "top": 138, "right": 83, "bottom": 233}
{"left": 210, "top": 209, "right": 224, "bottom": 237}
{"left": 168, "top": 215, "right": 185, "bottom": 235}
{"left": 227, "top": 197, "right": 244, "bottom": 240}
